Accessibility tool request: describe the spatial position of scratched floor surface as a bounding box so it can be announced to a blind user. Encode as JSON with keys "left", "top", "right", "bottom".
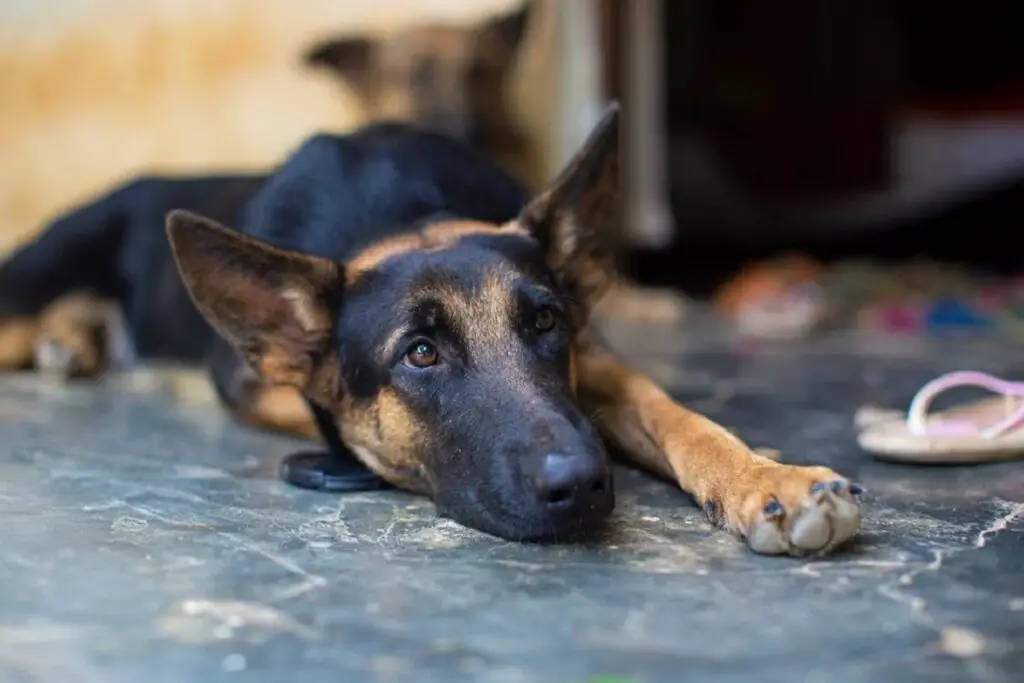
{"left": 1, "top": 318, "right": 1022, "bottom": 683}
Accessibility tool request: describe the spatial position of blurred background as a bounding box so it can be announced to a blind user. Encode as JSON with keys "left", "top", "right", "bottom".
{"left": 3, "top": 0, "right": 1023, "bottom": 341}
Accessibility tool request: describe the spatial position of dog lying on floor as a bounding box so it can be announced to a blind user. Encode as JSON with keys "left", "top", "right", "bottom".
{"left": 303, "top": 2, "right": 689, "bottom": 326}
{"left": 0, "top": 104, "right": 862, "bottom": 554}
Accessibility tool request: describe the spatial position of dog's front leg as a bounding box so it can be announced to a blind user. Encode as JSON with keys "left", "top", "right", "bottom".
{"left": 575, "top": 334, "right": 863, "bottom": 556}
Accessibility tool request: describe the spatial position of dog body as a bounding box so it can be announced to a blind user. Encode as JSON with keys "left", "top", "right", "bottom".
{"left": 0, "top": 107, "right": 862, "bottom": 553}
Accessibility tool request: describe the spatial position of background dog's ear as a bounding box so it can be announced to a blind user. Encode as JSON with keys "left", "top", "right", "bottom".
{"left": 519, "top": 102, "right": 620, "bottom": 312}
{"left": 480, "top": 1, "right": 532, "bottom": 55}
{"left": 166, "top": 210, "right": 343, "bottom": 391}
{"left": 303, "top": 36, "right": 375, "bottom": 92}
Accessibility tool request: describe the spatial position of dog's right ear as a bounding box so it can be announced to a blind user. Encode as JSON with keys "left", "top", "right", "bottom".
{"left": 480, "top": 1, "right": 533, "bottom": 54}
{"left": 518, "top": 102, "right": 621, "bottom": 316}
{"left": 166, "top": 210, "right": 344, "bottom": 393}
{"left": 303, "top": 36, "right": 375, "bottom": 92}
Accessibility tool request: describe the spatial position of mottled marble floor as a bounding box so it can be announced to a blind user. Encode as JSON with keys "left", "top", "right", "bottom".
{"left": 1, "top": 319, "right": 1022, "bottom": 683}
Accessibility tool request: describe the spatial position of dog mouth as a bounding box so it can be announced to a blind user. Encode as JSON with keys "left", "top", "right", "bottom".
{"left": 436, "top": 472, "right": 617, "bottom": 543}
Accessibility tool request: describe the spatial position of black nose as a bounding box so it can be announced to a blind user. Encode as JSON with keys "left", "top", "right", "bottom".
{"left": 534, "top": 452, "right": 610, "bottom": 511}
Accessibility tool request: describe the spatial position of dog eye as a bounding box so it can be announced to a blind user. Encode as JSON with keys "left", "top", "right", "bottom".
{"left": 534, "top": 307, "right": 557, "bottom": 333}
{"left": 404, "top": 340, "right": 439, "bottom": 368}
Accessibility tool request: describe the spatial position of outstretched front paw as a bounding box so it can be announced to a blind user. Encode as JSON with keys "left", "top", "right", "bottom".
{"left": 707, "top": 461, "right": 863, "bottom": 556}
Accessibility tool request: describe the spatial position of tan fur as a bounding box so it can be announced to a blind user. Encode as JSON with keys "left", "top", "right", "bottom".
{"left": 241, "top": 385, "right": 319, "bottom": 440}
{"left": 422, "top": 220, "right": 527, "bottom": 245}
{"left": 0, "top": 318, "right": 39, "bottom": 369}
{"left": 346, "top": 220, "right": 528, "bottom": 283}
{"left": 339, "top": 389, "right": 429, "bottom": 493}
{"left": 345, "top": 235, "right": 429, "bottom": 283}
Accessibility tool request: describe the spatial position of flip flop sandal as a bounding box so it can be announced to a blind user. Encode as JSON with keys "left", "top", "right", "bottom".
{"left": 857, "top": 371, "right": 1024, "bottom": 464}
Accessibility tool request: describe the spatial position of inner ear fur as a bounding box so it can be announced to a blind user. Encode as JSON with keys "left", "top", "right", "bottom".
{"left": 166, "top": 210, "right": 343, "bottom": 392}
{"left": 519, "top": 101, "right": 621, "bottom": 311}
{"left": 479, "top": 1, "right": 533, "bottom": 55}
{"left": 303, "top": 36, "right": 376, "bottom": 93}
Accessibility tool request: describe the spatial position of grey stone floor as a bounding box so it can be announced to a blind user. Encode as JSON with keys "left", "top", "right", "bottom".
{"left": 1, "top": 320, "right": 1022, "bottom": 683}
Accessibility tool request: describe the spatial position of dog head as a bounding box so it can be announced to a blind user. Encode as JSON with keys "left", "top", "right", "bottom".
{"left": 167, "top": 103, "right": 619, "bottom": 542}
{"left": 302, "top": 3, "right": 530, "bottom": 148}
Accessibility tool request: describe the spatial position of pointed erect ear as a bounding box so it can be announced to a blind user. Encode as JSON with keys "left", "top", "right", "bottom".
{"left": 166, "top": 210, "right": 344, "bottom": 391}
{"left": 480, "top": 1, "right": 532, "bottom": 55}
{"left": 302, "top": 36, "right": 376, "bottom": 93}
{"left": 519, "top": 101, "right": 621, "bottom": 311}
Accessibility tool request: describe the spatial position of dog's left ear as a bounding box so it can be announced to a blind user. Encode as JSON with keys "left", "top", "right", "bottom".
{"left": 519, "top": 102, "right": 620, "bottom": 312}
{"left": 166, "top": 210, "right": 343, "bottom": 392}
{"left": 303, "top": 36, "right": 375, "bottom": 92}
{"left": 480, "top": 1, "right": 532, "bottom": 54}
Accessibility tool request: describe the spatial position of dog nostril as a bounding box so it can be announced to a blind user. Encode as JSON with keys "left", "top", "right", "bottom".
{"left": 542, "top": 487, "right": 574, "bottom": 505}
{"left": 535, "top": 452, "right": 608, "bottom": 509}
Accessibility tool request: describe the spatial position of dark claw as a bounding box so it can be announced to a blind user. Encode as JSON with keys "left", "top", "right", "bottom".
{"left": 704, "top": 499, "right": 721, "bottom": 526}
{"left": 830, "top": 479, "right": 846, "bottom": 492}
{"left": 849, "top": 482, "right": 865, "bottom": 496}
{"left": 762, "top": 498, "right": 784, "bottom": 518}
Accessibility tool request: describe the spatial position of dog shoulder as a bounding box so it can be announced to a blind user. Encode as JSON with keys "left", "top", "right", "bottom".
{"left": 238, "top": 127, "right": 527, "bottom": 260}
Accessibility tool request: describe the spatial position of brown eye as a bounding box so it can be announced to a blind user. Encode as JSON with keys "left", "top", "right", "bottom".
{"left": 404, "top": 341, "right": 439, "bottom": 368}
{"left": 534, "top": 307, "right": 557, "bottom": 332}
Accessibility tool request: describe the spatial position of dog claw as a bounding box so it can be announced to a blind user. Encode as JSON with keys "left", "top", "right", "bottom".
{"left": 762, "top": 497, "right": 784, "bottom": 519}
{"left": 704, "top": 499, "right": 721, "bottom": 526}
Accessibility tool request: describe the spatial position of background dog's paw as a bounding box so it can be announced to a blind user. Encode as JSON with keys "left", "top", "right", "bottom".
{"left": 33, "top": 293, "right": 132, "bottom": 380}
{"left": 721, "top": 463, "right": 863, "bottom": 556}
{"left": 34, "top": 332, "right": 103, "bottom": 378}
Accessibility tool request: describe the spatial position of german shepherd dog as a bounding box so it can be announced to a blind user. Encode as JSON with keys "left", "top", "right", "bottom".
{"left": 0, "top": 104, "right": 862, "bottom": 554}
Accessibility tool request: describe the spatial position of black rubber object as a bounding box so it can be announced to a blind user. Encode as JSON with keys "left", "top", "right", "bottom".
{"left": 278, "top": 400, "right": 393, "bottom": 493}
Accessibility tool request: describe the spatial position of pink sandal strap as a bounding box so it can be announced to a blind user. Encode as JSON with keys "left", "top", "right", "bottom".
{"left": 906, "top": 371, "right": 1024, "bottom": 439}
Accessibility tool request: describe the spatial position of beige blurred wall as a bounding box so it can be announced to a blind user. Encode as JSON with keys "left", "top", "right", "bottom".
{"left": 0, "top": 0, "right": 554, "bottom": 255}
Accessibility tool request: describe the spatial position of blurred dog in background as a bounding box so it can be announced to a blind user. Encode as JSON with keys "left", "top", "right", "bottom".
{"left": 304, "top": 3, "right": 538, "bottom": 188}
{"left": 303, "top": 2, "right": 688, "bottom": 325}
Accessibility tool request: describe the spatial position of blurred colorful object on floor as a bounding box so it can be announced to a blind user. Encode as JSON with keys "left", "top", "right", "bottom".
{"left": 715, "top": 254, "right": 1024, "bottom": 340}
{"left": 714, "top": 254, "right": 826, "bottom": 338}
{"left": 862, "top": 303, "right": 924, "bottom": 334}
{"left": 924, "top": 298, "right": 992, "bottom": 335}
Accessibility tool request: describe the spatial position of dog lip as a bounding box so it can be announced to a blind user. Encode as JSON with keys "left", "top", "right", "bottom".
{"left": 481, "top": 482, "right": 616, "bottom": 543}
